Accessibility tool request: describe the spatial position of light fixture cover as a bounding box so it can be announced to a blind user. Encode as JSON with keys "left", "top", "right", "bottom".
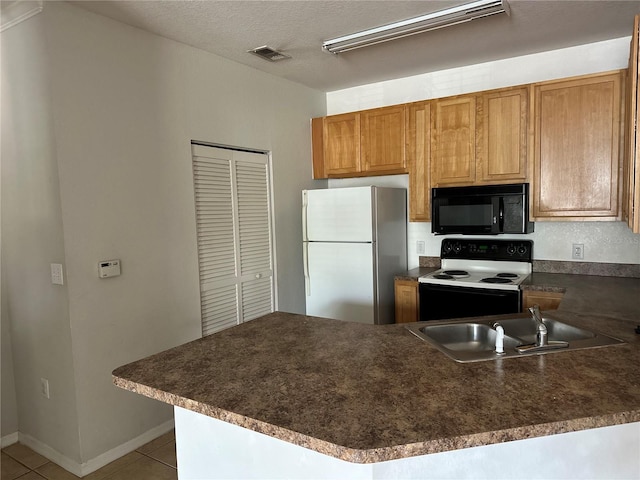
{"left": 322, "top": 0, "right": 510, "bottom": 54}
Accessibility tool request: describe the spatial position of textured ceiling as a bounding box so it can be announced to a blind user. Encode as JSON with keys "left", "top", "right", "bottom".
{"left": 69, "top": 0, "right": 640, "bottom": 92}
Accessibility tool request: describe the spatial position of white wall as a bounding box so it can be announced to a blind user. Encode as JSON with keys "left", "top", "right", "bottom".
{"left": 2, "top": 0, "right": 325, "bottom": 469}
{"left": 1, "top": 230, "right": 18, "bottom": 444}
{"left": 327, "top": 38, "right": 640, "bottom": 268}
{"left": 1, "top": 10, "right": 82, "bottom": 459}
{"left": 327, "top": 37, "right": 631, "bottom": 113}
{"left": 0, "top": 51, "right": 18, "bottom": 440}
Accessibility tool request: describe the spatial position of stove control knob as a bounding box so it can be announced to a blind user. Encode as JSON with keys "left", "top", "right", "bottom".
{"left": 443, "top": 242, "right": 453, "bottom": 254}
{"left": 452, "top": 242, "right": 462, "bottom": 254}
{"left": 517, "top": 245, "right": 528, "bottom": 256}
{"left": 506, "top": 244, "right": 517, "bottom": 256}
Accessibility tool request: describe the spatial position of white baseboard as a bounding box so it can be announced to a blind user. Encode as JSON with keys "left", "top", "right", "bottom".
{"left": 1, "top": 432, "right": 19, "bottom": 448}
{"left": 80, "top": 419, "right": 174, "bottom": 476}
{"left": 19, "top": 432, "right": 84, "bottom": 477}
{"left": 16, "top": 419, "right": 174, "bottom": 477}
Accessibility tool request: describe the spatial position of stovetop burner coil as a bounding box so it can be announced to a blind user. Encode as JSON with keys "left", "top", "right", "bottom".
{"left": 442, "top": 270, "right": 469, "bottom": 276}
{"left": 481, "top": 277, "right": 513, "bottom": 284}
{"left": 433, "top": 274, "right": 455, "bottom": 280}
{"left": 496, "top": 272, "right": 518, "bottom": 278}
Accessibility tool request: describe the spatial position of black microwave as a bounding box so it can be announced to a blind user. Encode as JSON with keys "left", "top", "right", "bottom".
{"left": 432, "top": 183, "right": 534, "bottom": 235}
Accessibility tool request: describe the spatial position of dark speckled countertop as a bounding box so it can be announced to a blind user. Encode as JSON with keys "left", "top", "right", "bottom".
{"left": 113, "top": 269, "right": 640, "bottom": 464}
{"left": 521, "top": 273, "right": 639, "bottom": 321}
{"left": 395, "top": 266, "right": 438, "bottom": 281}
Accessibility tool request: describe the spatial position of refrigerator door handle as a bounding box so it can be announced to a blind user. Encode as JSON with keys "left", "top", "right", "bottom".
{"left": 302, "top": 190, "right": 308, "bottom": 242}
{"left": 303, "top": 241, "right": 310, "bottom": 296}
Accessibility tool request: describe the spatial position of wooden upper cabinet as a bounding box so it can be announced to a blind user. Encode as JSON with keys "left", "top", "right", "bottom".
{"left": 431, "top": 96, "right": 476, "bottom": 186}
{"left": 623, "top": 14, "right": 640, "bottom": 233}
{"left": 312, "top": 106, "right": 407, "bottom": 179}
{"left": 311, "top": 117, "right": 326, "bottom": 179}
{"left": 361, "top": 105, "right": 407, "bottom": 174}
{"left": 406, "top": 101, "right": 431, "bottom": 221}
{"left": 323, "top": 112, "right": 361, "bottom": 176}
{"left": 477, "top": 87, "right": 529, "bottom": 183}
{"left": 532, "top": 71, "right": 623, "bottom": 220}
{"left": 311, "top": 64, "right": 630, "bottom": 225}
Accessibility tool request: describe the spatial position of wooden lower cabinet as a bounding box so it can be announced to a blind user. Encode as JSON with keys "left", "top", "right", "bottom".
{"left": 522, "top": 290, "right": 564, "bottom": 312}
{"left": 394, "top": 279, "right": 419, "bottom": 323}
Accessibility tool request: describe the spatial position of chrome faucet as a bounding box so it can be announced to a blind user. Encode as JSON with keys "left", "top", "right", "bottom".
{"left": 529, "top": 305, "right": 547, "bottom": 347}
{"left": 493, "top": 322, "right": 505, "bottom": 354}
{"left": 516, "top": 305, "right": 568, "bottom": 354}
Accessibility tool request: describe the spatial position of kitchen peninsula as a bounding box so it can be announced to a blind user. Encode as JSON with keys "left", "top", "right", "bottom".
{"left": 113, "top": 278, "right": 640, "bottom": 479}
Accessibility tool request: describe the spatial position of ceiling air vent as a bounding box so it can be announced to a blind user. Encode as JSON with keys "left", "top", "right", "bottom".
{"left": 248, "top": 45, "right": 291, "bottom": 62}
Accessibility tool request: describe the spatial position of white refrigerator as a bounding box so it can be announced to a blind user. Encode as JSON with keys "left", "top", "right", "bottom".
{"left": 302, "top": 186, "right": 407, "bottom": 324}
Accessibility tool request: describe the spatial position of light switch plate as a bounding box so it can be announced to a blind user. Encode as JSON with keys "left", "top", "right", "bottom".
{"left": 416, "top": 240, "right": 426, "bottom": 255}
{"left": 98, "top": 259, "right": 121, "bottom": 278}
{"left": 51, "top": 264, "right": 64, "bottom": 285}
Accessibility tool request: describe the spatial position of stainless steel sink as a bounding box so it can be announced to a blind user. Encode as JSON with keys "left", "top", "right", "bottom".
{"left": 497, "top": 317, "right": 595, "bottom": 344}
{"left": 419, "top": 323, "right": 522, "bottom": 352}
{"left": 406, "top": 315, "right": 624, "bottom": 363}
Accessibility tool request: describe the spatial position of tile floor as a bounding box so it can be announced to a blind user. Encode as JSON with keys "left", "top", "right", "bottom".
{"left": 1, "top": 430, "right": 177, "bottom": 480}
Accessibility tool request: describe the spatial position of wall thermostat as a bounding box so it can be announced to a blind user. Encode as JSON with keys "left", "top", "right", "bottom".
{"left": 98, "top": 259, "right": 121, "bottom": 278}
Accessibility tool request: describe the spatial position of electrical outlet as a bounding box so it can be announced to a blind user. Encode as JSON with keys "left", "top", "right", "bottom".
{"left": 572, "top": 243, "right": 584, "bottom": 260}
{"left": 416, "top": 240, "right": 426, "bottom": 255}
{"left": 40, "top": 378, "right": 50, "bottom": 399}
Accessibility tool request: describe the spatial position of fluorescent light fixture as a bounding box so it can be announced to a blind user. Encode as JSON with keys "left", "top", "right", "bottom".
{"left": 322, "top": 0, "right": 510, "bottom": 54}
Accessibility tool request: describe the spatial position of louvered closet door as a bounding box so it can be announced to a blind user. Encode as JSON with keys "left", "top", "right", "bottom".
{"left": 192, "top": 144, "right": 274, "bottom": 336}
